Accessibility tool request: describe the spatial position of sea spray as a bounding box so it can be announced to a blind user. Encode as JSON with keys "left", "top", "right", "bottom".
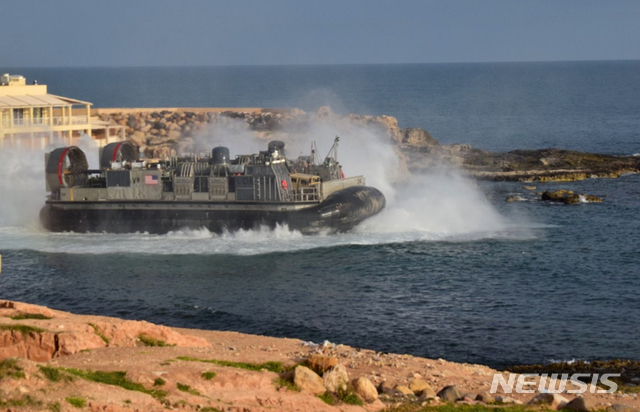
{"left": 188, "top": 117, "right": 265, "bottom": 156}
{"left": 274, "top": 113, "right": 508, "bottom": 236}
{"left": 357, "top": 169, "right": 507, "bottom": 236}
{"left": 76, "top": 133, "right": 99, "bottom": 169}
{"left": 0, "top": 147, "right": 47, "bottom": 227}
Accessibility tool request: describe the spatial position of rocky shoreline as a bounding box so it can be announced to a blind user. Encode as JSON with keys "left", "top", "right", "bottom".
{"left": 94, "top": 107, "right": 640, "bottom": 183}
{"left": 1, "top": 300, "right": 639, "bottom": 412}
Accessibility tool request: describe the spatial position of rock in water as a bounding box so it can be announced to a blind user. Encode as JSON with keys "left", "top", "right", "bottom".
{"left": 564, "top": 194, "right": 581, "bottom": 204}
{"left": 353, "top": 377, "right": 378, "bottom": 403}
{"left": 584, "top": 194, "right": 603, "bottom": 202}
{"left": 541, "top": 190, "right": 602, "bottom": 205}
{"left": 437, "top": 385, "right": 462, "bottom": 402}
{"left": 542, "top": 190, "right": 574, "bottom": 201}
{"left": 565, "top": 397, "right": 595, "bottom": 412}
{"left": 293, "top": 365, "right": 325, "bottom": 395}
{"left": 323, "top": 364, "right": 349, "bottom": 393}
{"left": 505, "top": 195, "right": 525, "bottom": 202}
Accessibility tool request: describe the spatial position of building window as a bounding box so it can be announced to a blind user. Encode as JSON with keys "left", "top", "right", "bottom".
{"left": 13, "top": 108, "right": 24, "bottom": 126}
{"left": 1, "top": 110, "right": 10, "bottom": 127}
{"left": 34, "top": 107, "right": 44, "bottom": 124}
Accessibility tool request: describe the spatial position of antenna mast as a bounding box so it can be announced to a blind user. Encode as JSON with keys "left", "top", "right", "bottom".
{"left": 310, "top": 141, "right": 320, "bottom": 165}
{"left": 324, "top": 136, "right": 340, "bottom": 163}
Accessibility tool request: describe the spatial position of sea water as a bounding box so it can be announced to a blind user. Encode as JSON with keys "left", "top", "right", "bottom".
{"left": 0, "top": 61, "right": 639, "bottom": 368}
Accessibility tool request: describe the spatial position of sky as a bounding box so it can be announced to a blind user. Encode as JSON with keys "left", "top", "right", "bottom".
{"left": 2, "top": 0, "right": 639, "bottom": 67}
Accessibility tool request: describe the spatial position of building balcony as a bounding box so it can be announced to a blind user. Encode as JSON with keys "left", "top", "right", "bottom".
{"left": 1, "top": 116, "right": 91, "bottom": 129}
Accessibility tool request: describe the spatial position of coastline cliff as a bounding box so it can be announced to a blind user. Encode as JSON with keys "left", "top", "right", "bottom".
{"left": 1, "top": 300, "right": 639, "bottom": 412}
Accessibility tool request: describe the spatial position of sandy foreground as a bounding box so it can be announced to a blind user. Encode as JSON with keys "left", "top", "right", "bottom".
{"left": 0, "top": 300, "right": 638, "bottom": 412}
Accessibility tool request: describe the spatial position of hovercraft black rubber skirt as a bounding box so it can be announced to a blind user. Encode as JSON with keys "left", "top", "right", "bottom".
{"left": 40, "top": 186, "right": 386, "bottom": 235}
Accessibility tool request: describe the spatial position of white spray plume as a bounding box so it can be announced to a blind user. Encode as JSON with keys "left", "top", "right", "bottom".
{"left": 282, "top": 114, "right": 508, "bottom": 237}
{"left": 0, "top": 147, "right": 46, "bottom": 228}
{"left": 357, "top": 169, "right": 507, "bottom": 236}
{"left": 76, "top": 133, "right": 99, "bottom": 169}
{"left": 188, "top": 117, "right": 266, "bottom": 157}
{"left": 0, "top": 134, "right": 100, "bottom": 228}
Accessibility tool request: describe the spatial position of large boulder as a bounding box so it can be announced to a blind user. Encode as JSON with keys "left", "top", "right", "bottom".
{"left": 437, "top": 385, "right": 462, "bottom": 402}
{"left": 322, "top": 364, "right": 349, "bottom": 393}
{"left": 377, "top": 380, "right": 396, "bottom": 395}
{"left": 565, "top": 396, "right": 595, "bottom": 412}
{"left": 408, "top": 378, "right": 434, "bottom": 396}
{"left": 293, "top": 365, "right": 325, "bottom": 395}
{"left": 353, "top": 376, "right": 378, "bottom": 403}
{"left": 306, "top": 354, "right": 338, "bottom": 375}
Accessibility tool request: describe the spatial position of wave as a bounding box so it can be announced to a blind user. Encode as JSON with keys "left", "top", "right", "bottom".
{"left": 0, "top": 220, "right": 537, "bottom": 256}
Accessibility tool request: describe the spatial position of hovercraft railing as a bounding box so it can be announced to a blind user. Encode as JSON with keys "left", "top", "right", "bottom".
{"left": 292, "top": 187, "right": 320, "bottom": 202}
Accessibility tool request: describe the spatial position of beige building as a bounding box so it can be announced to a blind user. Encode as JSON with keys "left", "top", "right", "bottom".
{"left": 0, "top": 73, "right": 124, "bottom": 149}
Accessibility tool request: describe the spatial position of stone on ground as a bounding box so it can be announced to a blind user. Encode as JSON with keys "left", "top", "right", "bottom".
{"left": 608, "top": 404, "right": 640, "bottom": 412}
{"left": 353, "top": 376, "right": 378, "bottom": 403}
{"left": 293, "top": 365, "right": 325, "bottom": 395}
{"left": 476, "top": 392, "right": 496, "bottom": 403}
{"left": 409, "top": 378, "right": 434, "bottom": 395}
{"left": 565, "top": 396, "right": 595, "bottom": 412}
{"left": 437, "top": 385, "right": 462, "bottom": 402}
{"left": 322, "top": 363, "right": 348, "bottom": 393}
{"left": 528, "top": 392, "right": 569, "bottom": 409}
{"left": 306, "top": 354, "right": 338, "bottom": 375}
{"left": 395, "top": 385, "right": 414, "bottom": 396}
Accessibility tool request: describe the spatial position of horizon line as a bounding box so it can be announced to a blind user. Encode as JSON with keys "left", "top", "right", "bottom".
{"left": 4, "top": 58, "right": 640, "bottom": 70}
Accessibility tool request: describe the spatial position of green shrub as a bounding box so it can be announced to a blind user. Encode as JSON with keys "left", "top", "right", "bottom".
{"left": 176, "top": 356, "right": 289, "bottom": 373}
{"left": 47, "top": 402, "right": 61, "bottom": 412}
{"left": 0, "top": 395, "right": 41, "bottom": 408}
{"left": 273, "top": 376, "right": 299, "bottom": 392}
{"left": 39, "top": 365, "right": 62, "bottom": 382}
{"left": 318, "top": 391, "right": 338, "bottom": 405}
{"left": 0, "top": 324, "right": 45, "bottom": 334}
{"left": 201, "top": 371, "right": 217, "bottom": 380}
{"left": 62, "top": 368, "right": 166, "bottom": 399}
{"left": 0, "top": 358, "right": 25, "bottom": 379}
{"left": 65, "top": 397, "right": 85, "bottom": 408}
{"left": 139, "top": 334, "right": 173, "bottom": 347}
{"left": 176, "top": 382, "right": 200, "bottom": 396}
{"left": 10, "top": 313, "right": 51, "bottom": 320}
